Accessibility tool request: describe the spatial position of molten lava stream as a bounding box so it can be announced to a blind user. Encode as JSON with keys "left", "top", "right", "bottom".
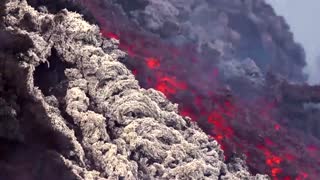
{"left": 100, "top": 29, "right": 318, "bottom": 180}
{"left": 78, "top": 0, "right": 320, "bottom": 178}
{"left": 113, "top": 35, "right": 319, "bottom": 179}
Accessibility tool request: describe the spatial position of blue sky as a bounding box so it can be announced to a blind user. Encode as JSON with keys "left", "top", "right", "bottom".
{"left": 267, "top": 0, "right": 320, "bottom": 84}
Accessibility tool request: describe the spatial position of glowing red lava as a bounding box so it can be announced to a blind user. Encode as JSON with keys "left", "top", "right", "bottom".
{"left": 79, "top": 1, "right": 320, "bottom": 179}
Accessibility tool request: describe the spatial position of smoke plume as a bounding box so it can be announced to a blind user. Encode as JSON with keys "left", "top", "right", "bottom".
{"left": 267, "top": 0, "right": 320, "bottom": 85}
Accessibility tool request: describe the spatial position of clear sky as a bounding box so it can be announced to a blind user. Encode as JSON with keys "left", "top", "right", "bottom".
{"left": 266, "top": 0, "right": 320, "bottom": 84}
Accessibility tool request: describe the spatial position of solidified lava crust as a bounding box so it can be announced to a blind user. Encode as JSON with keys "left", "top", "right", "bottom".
{"left": 0, "top": 0, "right": 269, "bottom": 179}
{"left": 68, "top": 0, "right": 320, "bottom": 179}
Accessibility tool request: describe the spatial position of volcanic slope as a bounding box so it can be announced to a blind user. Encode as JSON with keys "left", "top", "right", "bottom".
{"left": 0, "top": 0, "right": 268, "bottom": 179}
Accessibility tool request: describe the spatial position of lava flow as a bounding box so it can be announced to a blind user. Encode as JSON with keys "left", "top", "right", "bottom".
{"left": 79, "top": 0, "right": 320, "bottom": 179}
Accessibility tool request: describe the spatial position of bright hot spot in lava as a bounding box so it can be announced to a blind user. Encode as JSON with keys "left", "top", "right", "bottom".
{"left": 81, "top": 1, "right": 320, "bottom": 179}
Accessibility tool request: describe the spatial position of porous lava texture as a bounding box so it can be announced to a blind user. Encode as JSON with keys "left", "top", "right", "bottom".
{"left": 0, "top": 0, "right": 269, "bottom": 179}
{"left": 68, "top": 0, "right": 320, "bottom": 179}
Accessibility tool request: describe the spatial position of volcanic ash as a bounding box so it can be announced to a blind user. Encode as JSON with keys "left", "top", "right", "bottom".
{"left": 0, "top": 0, "right": 269, "bottom": 179}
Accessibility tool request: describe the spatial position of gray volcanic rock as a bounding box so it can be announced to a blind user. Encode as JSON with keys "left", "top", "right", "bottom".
{"left": 0, "top": 0, "right": 268, "bottom": 179}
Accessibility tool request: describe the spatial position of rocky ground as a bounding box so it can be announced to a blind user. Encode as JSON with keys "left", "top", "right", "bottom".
{"left": 0, "top": 0, "right": 269, "bottom": 179}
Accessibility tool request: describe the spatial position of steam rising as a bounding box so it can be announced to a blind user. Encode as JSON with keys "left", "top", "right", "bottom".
{"left": 267, "top": 0, "right": 320, "bottom": 85}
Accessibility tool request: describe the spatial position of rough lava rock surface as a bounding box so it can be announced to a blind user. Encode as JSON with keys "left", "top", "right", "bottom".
{"left": 0, "top": 0, "right": 268, "bottom": 179}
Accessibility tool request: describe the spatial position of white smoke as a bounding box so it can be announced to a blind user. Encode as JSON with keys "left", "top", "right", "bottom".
{"left": 267, "top": 0, "right": 320, "bottom": 85}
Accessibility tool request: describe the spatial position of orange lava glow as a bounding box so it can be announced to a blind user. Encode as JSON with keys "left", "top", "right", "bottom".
{"left": 145, "top": 57, "right": 160, "bottom": 69}
{"left": 78, "top": 0, "right": 320, "bottom": 178}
